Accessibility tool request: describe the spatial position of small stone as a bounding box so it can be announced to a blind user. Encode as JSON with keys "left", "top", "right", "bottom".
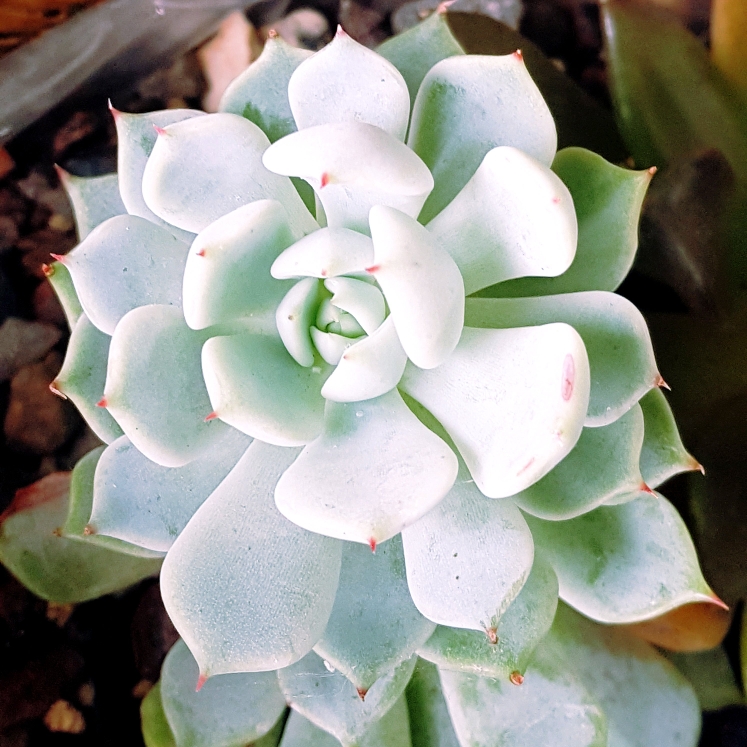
{"left": 48, "top": 213, "right": 74, "bottom": 233}
{"left": 4, "top": 351, "right": 80, "bottom": 455}
{"left": 0, "top": 318, "right": 62, "bottom": 382}
{"left": 45, "top": 602, "right": 74, "bottom": 627}
{"left": 0, "top": 147, "right": 14, "bottom": 180}
{"left": 77, "top": 682, "right": 95, "bottom": 708}
{"left": 43, "top": 700, "right": 85, "bottom": 734}
{"left": 132, "top": 679, "right": 154, "bottom": 699}
{"left": 265, "top": 8, "right": 331, "bottom": 50}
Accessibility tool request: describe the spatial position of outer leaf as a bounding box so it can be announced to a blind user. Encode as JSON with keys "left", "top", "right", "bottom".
{"left": 465, "top": 292, "right": 659, "bottom": 426}
{"left": 160, "top": 441, "right": 342, "bottom": 677}
{"left": 402, "top": 461, "right": 534, "bottom": 632}
{"left": 142, "top": 113, "right": 316, "bottom": 236}
{"left": 314, "top": 535, "right": 436, "bottom": 692}
{"left": 377, "top": 10, "right": 464, "bottom": 107}
{"left": 418, "top": 555, "right": 558, "bottom": 678}
{"left": 492, "top": 148, "right": 652, "bottom": 297}
{"left": 45, "top": 260, "right": 83, "bottom": 330}
{"left": 288, "top": 29, "right": 410, "bottom": 141}
{"left": 219, "top": 36, "right": 312, "bottom": 143}
{"left": 549, "top": 604, "right": 701, "bottom": 747}
{"left": 90, "top": 430, "right": 252, "bottom": 553}
{"left": 405, "top": 660, "right": 460, "bottom": 747}
{"left": 669, "top": 647, "right": 744, "bottom": 711}
{"left": 275, "top": 390, "right": 458, "bottom": 545}
{"left": 409, "top": 52, "right": 556, "bottom": 223}
{"left": 277, "top": 650, "right": 416, "bottom": 746}
{"left": 161, "top": 639, "right": 286, "bottom": 747}
{"left": 279, "top": 712, "right": 339, "bottom": 747}
{"left": 427, "top": 146, "right": 576, "bottom": 295}
{"left": 400, "top": 324, "right": 590, "bottom": 498}
{"left": 512, "top": 404, "right": 644, "bottom": 520}
{"left": 0, "top": 473, "right": 160, "bottom": 603}
{"left": 526, "top": 493, "right": 717, "bottom": 623}
{"left": 58, "top": 170, "right": 126, "bottom": 240}
{"left": 439, "top": 639, "right": 607, "bottom": 747}
{"left": 54, "top": 314, "right": 123, "bottom": 444}
{"left": 62, "top": 214, "right": 188, "bottom": 335}
{"left": 104, "top": 305, "right": 230, "bottom": 467}
{"left": 141, "top": 683, "right": 177, "bottom": 747}
{"left": 639, "top": 388, "right": 700, "bottom": 489}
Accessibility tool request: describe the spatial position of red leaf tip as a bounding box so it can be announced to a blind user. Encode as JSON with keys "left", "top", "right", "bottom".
{"left": 513, "top": 49, "right": 523, "bottom": 62}
{"left": 436, "top": 0, "right": 456, "bottom": 13}
{"left": 648, "top": 166, "right": 658, "bottom": 177}
{"left": 153, "top": 125, "right": 169, "bottom": 137}
{"left": 640, "top": 482, "right": 656, "bottom": 495}
{"left": 356, "top": 688, "right": 368, "bottom": 701}
{"left": 204, "top": 411, "right": 219, "bottom": 422}
{"left": 41, "top": 263, "right": 55, "bottom": 278}
{"left": 710, "top": 594, "right": 729, "bottom": 611}
{"left": 655, "top": 374, "right": 671, "bottom": 391}
{"left": 368, "top": 537, "right": 377, "bottom": 553}
{"left": 509, "top": 671, "right": 524, "bottom": 686}
{"left": 196, "top": 249, "right": 206, "bottom": 257}
{"left": 50, "top": 253, "right": 66, "bottom": 263}
{"left": 320, "top": 172, "right": 330, "bottom": 188}
{"left": 336, "top": 24, "right": 347, "bottom": 37}
{"left": 96, "top": 397, "right": 108, "bottom": 408}
{"left": 485, "top": 627, "right": 498, "bottom": 645}
{"left": 49, "top": 382, "right": 67, "bottom": 400}
{"left": 267, "top": 28, "right": 278, "bottom": 39}
{"left": 365, "top": 265, "right": 380, "bottom": 274}
{"left": 196, "top": 673, "right": 208, "bottom": 692}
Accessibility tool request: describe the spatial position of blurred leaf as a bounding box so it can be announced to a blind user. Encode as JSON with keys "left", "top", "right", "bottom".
{"left": 446, "top": 12, "right": 628, "bottom": 163}
{"left": 711, "top": 0, "right": 747, "bottom": 100}
{"left": 141, "top": 683, "right": 177, "bottom": 747}
{"left": 668, "top": 647, "right": 744, "bottom": 711}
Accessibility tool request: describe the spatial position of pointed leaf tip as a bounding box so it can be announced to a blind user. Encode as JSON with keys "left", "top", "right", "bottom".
{"left": 513, "top": 49, "right": 523, "bottom": 61}
{"left": 153, "top": 125, "right": 169, "bottom": 136}
{"left": 509, "top": 671, "right": 524, "bottom": 686}
{"left": 50, "top": 253, "right": 66, "bottom": 263}
{"left": 96, "top": 397, "right": 108, "bottom": 408}
{"left": 357, "top": 688, "right": 367, "bottom": 701}
{"left": 368, "top": 537, "right": 377, "bottom": 553}
{"left": 48, "top": 382, "right": 67, "bottom": 400}
{"left": 485, "top": 627, "right": 498, "bottom": 645}
{"left": 195, "top": 673, "right": 208, "bottom": 692}
{"left": 656, "top": 374, "right": 671, "bottom": 390}
{"left": 41, "top": 263, "right": 54, "bottom": 277}
{"left": 204, "top": 411, "right": 219, "bottom": 422}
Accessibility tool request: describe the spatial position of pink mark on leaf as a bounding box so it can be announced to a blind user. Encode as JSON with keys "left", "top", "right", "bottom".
{"left": 561, "top": 354, "right": 575, "bottom": 401}
{"left": 516, "top": 457, "right": 535, "bottom": 477}
{"left": 368, "top": 537, "right": 377, "bottom": 553}
{"left": 204, "top": 411, "right": 219, "bottom": 422}
{"left": 509, "top": 671, "right": 524, "bottom": 686}
{"left": 320, "top": 172, "right": 330, "bottom": 188}
{"left": 195, "top": 673, "right": 208, "bottom": 692}
{"left": 96, "top": 397, "right": 108, "bottom": 408}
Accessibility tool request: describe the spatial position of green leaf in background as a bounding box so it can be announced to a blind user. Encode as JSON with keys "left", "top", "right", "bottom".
{"left": 668, "top": 646, "right": 743, "bottom": 712}
{"left": 446, "top": 11, "right": 628, "bottom": 163}
{"left": 0, "top": 472, "right": 160, "bottom": 603}
{"left": 141, "top": 683, "right": 177, "bottom": 747}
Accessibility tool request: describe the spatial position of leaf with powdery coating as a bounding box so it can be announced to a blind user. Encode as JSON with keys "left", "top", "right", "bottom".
{"left": 44, "top": 261, "right": 83, "bottom": 331}
{"left": 418, "top": 555, "right": 558, "bottom": 678}
{"left": 54, "top": 314, "right": 123, "bottom": 444}
{"left": 405, "top": 660, "right": 460, "bottom": 747}
{"left": 400, "top": 324, "right": 590, "bottom": 498}
{"left": 377, "top": 9, "right": 464, "bottom": 107}
{"left": 409, "top": 52, "right": 557, "bottom": 223}
{"left": 402, "top": 461, "right": 534, "bottom": 632}
{"left": 548, "top": 603, "right": 701, "bottom": 747}
{"left": 526, "top": 493, "right": 719, "bottom": 624}
{"left": 104, "top": 305, "right": 230, "bottom": 468}
{"left": 427, "top": 146, "right": 576, "bottom": 295}
{"left": 493, "top": 148, "right": 652, "bottom": 298}
{"left": 142, "top": 113, "right": 316, "bottom": 236}
{"left": 90, "top": 429, "right": 252, "bottom": 553}
{"left": 160, "top": 441, "right": 342, "bottom": 677}
{"left": 465, "top": 291, "right": 659, "bottom": 427}
{"left": 639, "top": 388, "right": 700, "bottom": 489}
{"left": 278, "top": 650, "right": 416, "bottom": 746}
{"left": 512, "top": 404, "right": 644, "bottom": 520}
{"left": 439, "top": 637, "right": 607, "bottom": 747}
{"left": 58, "top": 170, "right": 126, "bottom": 241}
{"left": 160, "top": 639, "right": 286, "bottom": 747}
{"left": 62, "top": 215, "right": 188, "bottom": 335}
{"left": 314, "top": 535, "right": 436, "bottom": 692}
{"left": 274, "top": 389, "right": 458, "bottom": 546}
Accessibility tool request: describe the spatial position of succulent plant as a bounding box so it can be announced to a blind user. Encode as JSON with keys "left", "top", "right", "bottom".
{"left": 0, "top": 10, "right": 727, "bottom": 747}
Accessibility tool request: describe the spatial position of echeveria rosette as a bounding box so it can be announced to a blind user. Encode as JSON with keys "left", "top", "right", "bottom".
{"left": 34, "top": 12, "right": 718, "bottom": 747}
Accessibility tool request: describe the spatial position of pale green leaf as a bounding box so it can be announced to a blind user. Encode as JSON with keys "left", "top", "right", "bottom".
{"left": 45, "top": 260, "right": 83, "bottom": 331}
{"left": 141, "top": 683, "right": 177, "bottom": 747}
{"left": 58, "top": 170, "right": 126, "bottom": 240}
{"left": 405, "top": 660, "right": 460, "bottom": 747}
{"left": 668, "top": 647, "right": 743, "bottom": 712}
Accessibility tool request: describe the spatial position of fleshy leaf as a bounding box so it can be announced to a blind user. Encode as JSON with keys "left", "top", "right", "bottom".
{"left": 324, "top": 277, "right": 386, "bottom": 336}
{"left": 202, "top": 332, "right": 330, "bottom": 446}
{"left": 426, "top": 146, "right": 576, "bottom": 295}
{"left": 90, "top": 429, "right": 252, "bottom": 553}
{"left": 369, "top": 206, "right": 464, "bottom": 369}
{"left": 409, "top": 52, "right": 557, "bottom": 223}
{"left": 114, "top": 108, "right": 203, "bottom": 243}
{"left": 45, "top": 260, "right": 83, "bottom": 330}
{"left": 278, "top": 711, "right": 339, "bottom": 747}
{"left": 288, "top": 29, "right": 410, "bottom": 141}
{"left": 512, "top": 404, "right": 644, "bottom": 520}
{"left": 63, "top": 214, "right": 188, "bottom": 335}
{"left": 549, "top": 603, "right": 701, "bottom": 747}
{"left": 63, "top": 446, "right": 163, "bottom": 559}
{"left": 377, "top": 9, "right": 464, "bottom": 106}
{"left": 277, "top": 278, "right": 322, "bottom": 367}
{"left": 404, "top": 660, "right": 460, "bottom": 747}
{"left": 639, "top": 388, "right": 700, "bottom": 489}
{"left": 271, "top": 227, "right": 374, "bottom": 280}
{"left": 219, "top": 35, "right": 312, "bottom": 143}
{"left": 320, "top": 316, "right": 407, "bottom": 402}
{"left": 141, "top": 683, "right": 177, "bottom": 747}
{"left": 104, "top": 304, "right": 230, "bottom": 468}
{"left": 58, "top": 170, "right": 126, "bottom": 240}
{"left": 263, "top": 122, "right": 434, "bottom": 234}
{"left": 54, "top": 314, "right": 123, "bottom": 444}
{"left": 182, "top": 200, "right": 298, "bottom": 331}
{"left": 668, "top": 646, "right": 744, "bottom": 712}
{"left": 160, "top": 639, "right": 286, "bottom": 747}
{"left": 314, "top": 535, "right": 435, "bottom": 692}
{"left": 160, "top": 441, "right": 342, "bottom": 676}
{"left": 465, "top": 292, "right": 659, "bottom": 427}
{"left": 400, "top": 324, "right": 590, "bottom": 498}
{"left": 491, "top": 148, "right": 652, "bottom": 297}
{"left": 0, "top": 473, "right": 160, "bottom": 603}
{"left": 274, "top": 389, "right": 458, "bottom": 545}
{"left": 417, "top": 555, "right": 559, "bottom": 678}
{"left": 402, "top": 460, "right": 534, "bottom": 631}
{"left": 526, "top": 493, "right": 717, "bottom": 624}
{"left": 142, "top": 112, "right": 316, "bottom": 236}
{"left": 277, "top": 650, "right": 416, "bottom": 746}
{"left": 439, "top": 639, "right": 607, "bottom": 747}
